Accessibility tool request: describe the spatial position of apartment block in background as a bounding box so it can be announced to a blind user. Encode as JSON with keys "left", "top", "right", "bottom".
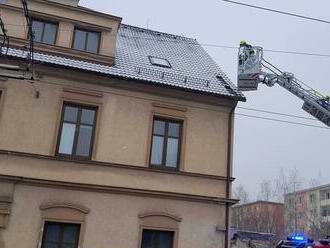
{"left": 231, "top": 201, "right": 284, "bottom": 239}
{"left": 284, "top": 184, "right": 330, "bottom": 239}
{"left": 0, "top": 0, "right": 245, "bottom": 247}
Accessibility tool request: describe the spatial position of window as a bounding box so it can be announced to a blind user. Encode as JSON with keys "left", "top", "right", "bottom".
{"left": 149, "top": 56, "right": 172, "bottom": 68}
{"left": 320, "top": 190, "right": 330, "bottom": 201}
{"left": 298, "top": 212, "right": 304, "bottom": 219}
{"left": 72, "top": 28, "right": 100, "bottom": 53}
{"left": 56, "top": 102, "right": 97, "bottom": 159}
{"left": 141, "top": 229, "right": 173, "bottom": 248}
{"left": 298, "top": 196, "right": 304, "bottom": 204}
{"left": 150, "top": 117, "right": 182, "bottom": 169}
{"left": 310, "top": 194, "right": 315, "bottom": 203}
{"left": 41, "top": 221, "right": 80, "bottom": 248}
{"left": 32, "top": 19, "right": 57, "bottom": 45}
{"left": 321, "top": 206, "right": 330, "bottom": 217}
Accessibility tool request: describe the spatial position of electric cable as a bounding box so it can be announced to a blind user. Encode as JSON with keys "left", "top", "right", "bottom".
{"left": 221, "top": 0, "right": 330, "bottom": 25}
{"left": 21, "top": 0, "right": 35, "bottom": 80}
{"left": 0, "top": 16, "right": 9, "bottom": 55}
{"left": 236, "top": 107, "right": 318, "bottom": 121}
{"left": 234, "top": 113, "right": 329, "bottom": 129}
{"left": 262, "top": 59, "right": 283, "bottom": 74}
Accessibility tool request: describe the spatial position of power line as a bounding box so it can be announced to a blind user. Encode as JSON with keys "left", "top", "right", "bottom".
{"left": 0, "top": 17, "right": 9, "bottom": 55}
{"left": 234, "top": 113, "right": 329, "bottom": 130}
{"left": 237, "top": 107, "right": 318, "bottom": 121}
{"left": 221, "top": 0, "right": 330, "bottom": 25}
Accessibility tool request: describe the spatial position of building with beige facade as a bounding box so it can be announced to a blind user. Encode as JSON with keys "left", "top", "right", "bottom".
{"left": 0, "top": 0, "right": 245, "bottom": 247}
{"left": 284, "top": 184, "right": 330, "bottom": 239}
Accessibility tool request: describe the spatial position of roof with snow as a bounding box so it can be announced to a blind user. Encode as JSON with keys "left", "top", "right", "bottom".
{"left": 4, "top": 24, "right": 245, "bottom": 101}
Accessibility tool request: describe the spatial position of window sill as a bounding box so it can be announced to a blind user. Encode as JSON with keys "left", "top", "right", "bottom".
{"left": 55, "top": 154, "right": 91, "bottom": 161}
{"left": 149, "top": 164, "right": 179, "bottom": 171}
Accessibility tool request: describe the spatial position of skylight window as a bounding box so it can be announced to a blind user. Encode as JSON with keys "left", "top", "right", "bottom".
{"left": 148, "top": 56, "right": 172, "bottom": 68}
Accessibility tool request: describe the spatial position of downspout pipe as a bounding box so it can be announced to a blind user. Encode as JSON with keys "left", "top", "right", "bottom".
{"left": 225, "top": 102, "right": 237, "bottom": 248}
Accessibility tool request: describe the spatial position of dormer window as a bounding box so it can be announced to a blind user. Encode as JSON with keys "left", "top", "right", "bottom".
{"left": 32, "top": 19, "right": 58, "bottom": 45}
{"left": 148, "top": 56, "right": 171, "bottom": 68}
{"left": 72, "top": 28, "right": 100, "bottom": 53}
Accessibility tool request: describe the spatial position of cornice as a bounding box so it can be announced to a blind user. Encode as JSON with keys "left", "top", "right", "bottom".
{"left": 0, "top": 174, "right": 239, "bottom": 205}
{"left": 0, "top": 149, "right": 235, "bottom": 182}
{"left": 0, "top": 1, "right": 122, "bottom": 22}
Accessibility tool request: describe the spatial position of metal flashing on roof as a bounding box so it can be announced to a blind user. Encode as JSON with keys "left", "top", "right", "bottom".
{"left": 1, "top": 23, "right": 245, "bottom": 101}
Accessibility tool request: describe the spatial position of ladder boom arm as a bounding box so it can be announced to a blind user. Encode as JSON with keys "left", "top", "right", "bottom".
{"left": 237, "top": 43, "right": 330, "bottom": 127}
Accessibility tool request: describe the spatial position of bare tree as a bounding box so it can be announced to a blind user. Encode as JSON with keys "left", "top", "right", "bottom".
{"left": 233, "top": 184, "right": 250, "bottom": 204}
{"left": 258, "top": 180, "right": 274, "bottom": 202}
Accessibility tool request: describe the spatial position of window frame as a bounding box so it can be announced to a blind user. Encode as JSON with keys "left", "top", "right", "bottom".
{"left": 138, "top": 212, "right": 180, "bottom": 248}
{"left": 149, "top": 117, "right": 183, "bottom": 171}
{"left": 55, "top": 102, "right": 98, "bottom": 160}
{"left": 72, "top": 27, "right": 101, "bottom": 54}
{"left": 31, "top": 18, "right": 58, "bottom": 45}
{"left": 41, "top": 221, "right": 80, "bottom": 248}
{"left": 141, "top": 229, "right": 174, "bottom": 248}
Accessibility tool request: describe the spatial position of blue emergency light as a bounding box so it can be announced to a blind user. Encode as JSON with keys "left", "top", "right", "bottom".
{"left": 289, "top": 235, "right": 306, "bottom": 241}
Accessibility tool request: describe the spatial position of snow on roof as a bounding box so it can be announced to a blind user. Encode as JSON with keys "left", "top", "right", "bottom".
{"left": 4, "top": 24, "right": 245, "bottom": 101}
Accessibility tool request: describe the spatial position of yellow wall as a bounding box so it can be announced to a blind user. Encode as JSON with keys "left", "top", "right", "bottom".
{"left": 0, "top": 69, "right": 233, "bottom": 180}
{"left": 0, "top": 0, "right": 121, "bottom": 58}
{"left": 1, "top": 184, "right": 225, "bottom": 248}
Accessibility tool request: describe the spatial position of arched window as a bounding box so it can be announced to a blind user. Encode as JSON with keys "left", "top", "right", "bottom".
{"left": 138, "top": 212, "right": 181, "bottom": 248}
{"left": 38, "top": 203, "right": 89, "bottom": 248}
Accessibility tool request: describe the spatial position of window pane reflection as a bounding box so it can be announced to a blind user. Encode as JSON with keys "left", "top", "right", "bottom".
{"left": 153, "top": 120, "right": 165, "bottom": 135}
{"left": 43, "top": 23, "right": 57, "bottom": 44}
{"left": 73, "top": 29, "right": 86, "bottom": 51}
{"left": 32, "top": 20, "right": 43, "bottom": 42}
{"left": 58, "top": 123, "right": 75, "bottom": 154}
{"left": 150, "top": 136, "right": 164, "bottom": 165}
{"left": 44, "top": 223, "right": 60, "bottom": 242}
{"left": 159, "top": 231, "right": 173, "bottom": 248}
{"left": 81, "top": 109, "right": 95, "bottom": 124}
{"left": 141, "top": 230, "right": 155, "bottom": 248}
{"left": 168, "top": 123, "right": 180, "bottom": 137}
{"left": 64, "top": 106, "right": 78, "bottom": 122}
{"left": 86, "top": 32, "right": 100, "bottom": 53}
{"left": 165, "top": 138, "right": 178, "bottom": 167}
{"left": 76, "top": 125, "right": 92, "bottom": 156}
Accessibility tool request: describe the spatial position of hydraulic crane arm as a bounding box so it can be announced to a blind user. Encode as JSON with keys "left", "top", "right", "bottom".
{"left": 237, "top": 43, "right": 330, "bottom": 127}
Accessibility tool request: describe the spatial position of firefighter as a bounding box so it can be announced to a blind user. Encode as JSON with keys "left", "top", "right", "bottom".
{"left": 240, "top": 40, "right": 255, "bottom": 56}
{"left": 239, "top": 40, "right": 255, "bottom": 65}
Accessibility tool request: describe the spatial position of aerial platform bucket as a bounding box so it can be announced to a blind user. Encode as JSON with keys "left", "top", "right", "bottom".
{"left": 237, "top": 46, "right": 263, "bottom": 91}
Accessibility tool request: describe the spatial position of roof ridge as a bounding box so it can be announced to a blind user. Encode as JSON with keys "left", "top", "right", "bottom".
{"left": 120, "top": 23, "right": 197, "bottom": 42}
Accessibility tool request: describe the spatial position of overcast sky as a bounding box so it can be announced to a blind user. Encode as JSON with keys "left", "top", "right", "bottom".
{"left": 80, "top": 0, "right": 330, "bottom": 199}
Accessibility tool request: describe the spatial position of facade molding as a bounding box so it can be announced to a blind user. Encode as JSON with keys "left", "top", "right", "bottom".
{"left": 0, "top": 174, "right": 239, "bottom": 205}
{"left": 40, "top": 203, "right": 90, "bottom": 214}
{"left": 0, "top": 1, "right": 122, "bottom": 22}
{"left": 138, "top": 212, "right": 182, "bottom": 222}
{"left": 0, "top": 149, "right": 235, "bottom": 182}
